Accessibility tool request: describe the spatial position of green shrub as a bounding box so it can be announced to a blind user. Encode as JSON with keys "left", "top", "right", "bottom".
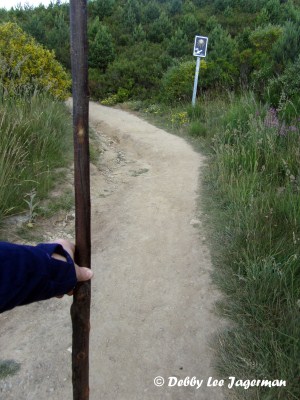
{"left": 0, "top": 22, "right": 70, "bottom": 100}
{"left": 147, "top": 13, "right": 172, "bottom": 43}
{"left": 89, "top": 0, "right": 115, "bottom": 20}
{"left": 143, "top": 1, "right": 160, "bottom": 23}
{"left": 101, "top": 88, "right": 130, "bottom": 105}
{"left": 266, "top": 55, "right": 300, "bottom": 119}
{"left": 102, "top": 42, "right": 167, "bottom": 100}
{"left": 88, "top": 18, "right": 115, "bottom": 72}
{"left": 249, "top": 23, "right": 283, "bottom": 52}
{"left": 88, "top": 68, "right": 109, "bottom": 100}
{"left": 160, "top": 60, "right": 195, "bottom": 104}
{"left": 167, "top": 28, "right": 189, "bottom": 57}
{"left": 202, "top": 59, "right": 238, "bottom": 90}
{"left": 272, "top": 21, "right": 300, "bottom": 65}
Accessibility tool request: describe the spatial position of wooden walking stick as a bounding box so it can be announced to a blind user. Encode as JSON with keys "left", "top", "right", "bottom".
{"left": 70, "top": 1, "right": 91, "bottom": 399}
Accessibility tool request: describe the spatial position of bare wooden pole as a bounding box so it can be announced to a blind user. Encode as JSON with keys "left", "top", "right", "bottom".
{"left": 69, "top": 1, "right": 91, "bottom": 399}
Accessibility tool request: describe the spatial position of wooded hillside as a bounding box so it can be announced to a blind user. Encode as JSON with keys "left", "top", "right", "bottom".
{"left": 1, "top": 0, "right": 300, "bottom": 113}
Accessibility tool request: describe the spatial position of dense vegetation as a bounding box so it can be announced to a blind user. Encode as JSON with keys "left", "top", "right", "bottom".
{"left": 0, "top": 0, "right": 299, "bottom": 113}
{"left": 0, "top": 1, "right": 299, "bottom": 399}
{"left": 0, "top": 18, "right": 72, "bottom": 222}
{"left": 185, "top": 93, "right": 300, "bottom": 400}
{"left": 0, "top": 94, "right": 72, "bottom": 222}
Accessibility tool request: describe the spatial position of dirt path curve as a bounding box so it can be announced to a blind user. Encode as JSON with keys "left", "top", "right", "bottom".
{"left": 0, "top": 102, "right": 224, "bottom": 400}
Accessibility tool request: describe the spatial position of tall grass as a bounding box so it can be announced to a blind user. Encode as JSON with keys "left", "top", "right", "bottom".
{"left": 0, "top": 93, "right": 72, "bottom": 220}
{"left": 188, "top": 92, "right": 300, "bottom": 399}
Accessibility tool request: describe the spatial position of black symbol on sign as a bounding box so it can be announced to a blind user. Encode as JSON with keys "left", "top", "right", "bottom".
{"left": 194, "top": 38, "right": 206, "bottom": 56}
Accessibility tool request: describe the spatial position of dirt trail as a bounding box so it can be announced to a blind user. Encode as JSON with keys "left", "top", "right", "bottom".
{"left": 0, "top": 102, "right": 224, "bottom": 400}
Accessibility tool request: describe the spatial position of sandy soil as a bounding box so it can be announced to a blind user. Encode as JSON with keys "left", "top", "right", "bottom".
{"left": 0, "top": 102, "right": 224, "bottom": 400}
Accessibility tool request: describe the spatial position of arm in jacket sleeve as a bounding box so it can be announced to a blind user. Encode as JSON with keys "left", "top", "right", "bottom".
{"left": 0, "top": 242, "right": 78, "bottom": 313}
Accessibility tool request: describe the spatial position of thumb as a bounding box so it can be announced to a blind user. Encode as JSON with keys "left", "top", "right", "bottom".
{"left": 75, "top": 265, "right": 93, "bottom": 282}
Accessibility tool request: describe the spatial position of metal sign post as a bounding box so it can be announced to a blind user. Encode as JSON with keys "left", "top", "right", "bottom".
{"left": 192, "top": 57, "right": 201, "bottom": 106}
{"left": 192, "top": 35, "right": 208, "bottom": 106}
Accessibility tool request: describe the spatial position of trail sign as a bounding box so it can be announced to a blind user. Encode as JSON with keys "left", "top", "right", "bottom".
{"left": 193, "top": 35, "right": 208, "bottom": 58}
{"left": 192, "top": 35, "right": 208, "bottom": 106}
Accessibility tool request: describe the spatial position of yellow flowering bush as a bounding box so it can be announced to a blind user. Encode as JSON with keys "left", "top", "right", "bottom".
{"left": 170, "top": 111, "right": 189, "bottom": 127}
{"left": 100, "top": 88, "right": 129, "bottom": 106}
{"left": 101, "top": 94, "right": 119, "bottom": 106}
{"left": 0, "top": 22, "right": 70, "bottom": 100}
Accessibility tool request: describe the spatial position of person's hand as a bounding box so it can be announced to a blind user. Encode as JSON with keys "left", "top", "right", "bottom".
{"left": 52, "top": 239, "right": 93, "bottom": 296}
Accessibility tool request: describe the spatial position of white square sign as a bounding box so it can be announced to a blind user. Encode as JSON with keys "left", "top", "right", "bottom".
{"left": 193, "top": 35, "right": 208, "bottom": 57}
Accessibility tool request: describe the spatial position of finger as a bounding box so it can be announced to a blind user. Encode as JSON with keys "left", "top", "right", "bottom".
{"left": 75, "top": 265, "right": 93, "bottom": 282}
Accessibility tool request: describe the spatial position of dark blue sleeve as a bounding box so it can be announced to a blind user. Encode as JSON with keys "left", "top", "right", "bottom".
{"left": 0, "top": 242, "right": 77, "bottom": 313}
